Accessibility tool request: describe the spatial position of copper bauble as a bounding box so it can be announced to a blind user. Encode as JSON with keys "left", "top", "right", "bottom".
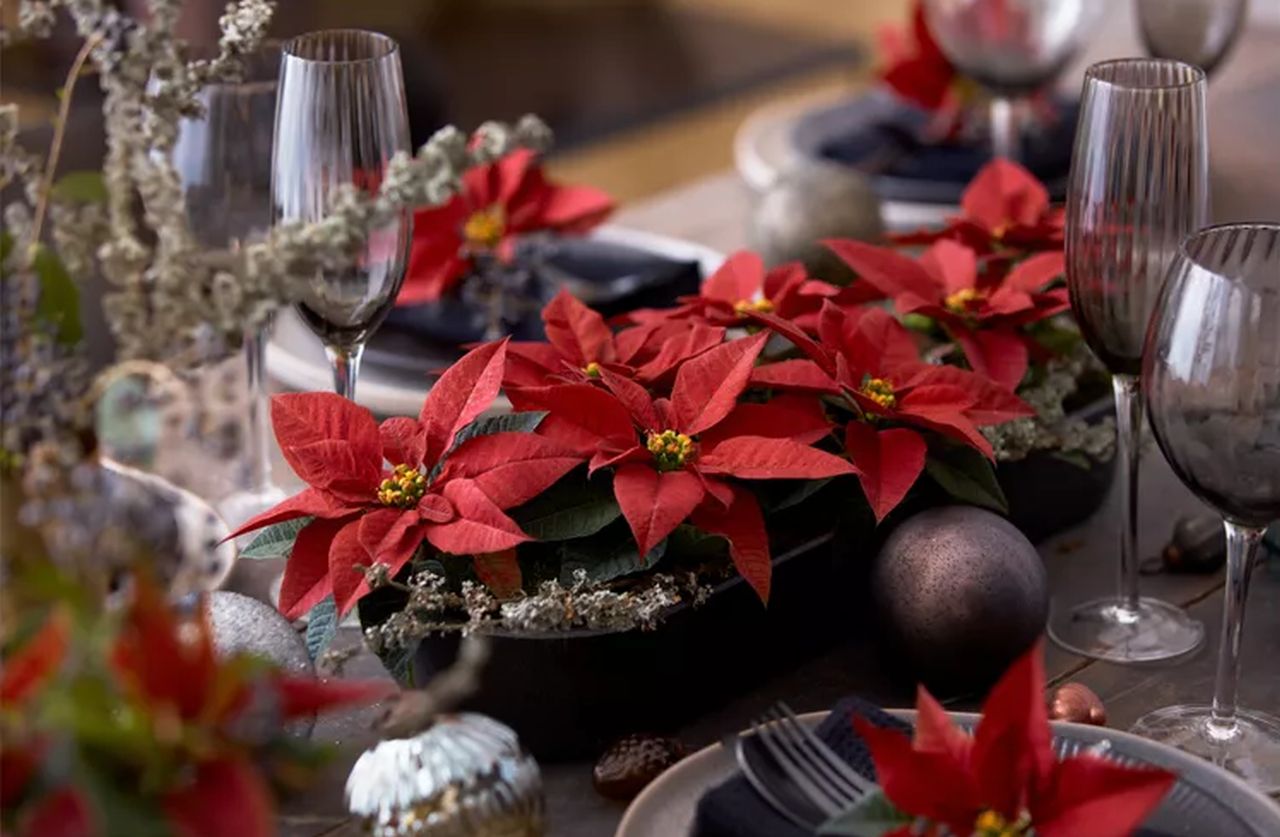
{"left": 1048, "top": 682, "right": 1107, "bottom": 726}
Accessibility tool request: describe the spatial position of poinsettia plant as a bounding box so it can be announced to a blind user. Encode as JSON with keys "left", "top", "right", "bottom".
{"left": 823, "top": 641, "right": 1176, "bottom": 837}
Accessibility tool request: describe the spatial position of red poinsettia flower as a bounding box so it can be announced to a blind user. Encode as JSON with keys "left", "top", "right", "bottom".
{"left": 879, "top": 1, "right": 958, "bottom": 113}
{"left": 399, "top": 149, "right": 615, "bottom": 304}
{"left": 226, "top": 340, "right": 581, "bottom": 617}
{"left": 1, "top": 609, "right": 70, "bottom": 810}
{"left": 751, "top": 304, "right": 1032, "bottom": 520}
{"left": 504, "top": 289, "right": 725, "bottom": 388}
{"left": 827, "top": 238, "right": 1068, "bottom": 389}
{"left": 509, "top": 334, "right": 856, "bottom": 603}
{"left": 621, "top": 251, "right": 871, "bottom": 331}
{"left": 891, "top": 158, "right": 1065, "bottom": 256}
{"left": 853, "top": 641, "right": 1176, "bottom": 837}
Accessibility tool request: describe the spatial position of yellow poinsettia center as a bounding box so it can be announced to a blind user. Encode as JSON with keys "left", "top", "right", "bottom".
{"left": 646, "top": 429, "right": 694, "bottom": 472}
{"left": 462, "top": 205, "right": 506, "bottom": 250}
{"left": 858, "top": 377, "right": 897, "bottom": 409}
{"left": 583, "top": 361, "right": 602, "bottom": 378}
{"left": 974, "top": 809, "right": 1032, "bottom": 837}
{"left": 944, "top": 287, "right": 983, "bottom": 314}
{"left": 733, "top": 297, "right": 775, "bottom": 316}
{"left": 377, "top": 463, "right": 426, "bottom": 508}
{"left": 991, "top": 222, "right": 1011, "bottom": 240}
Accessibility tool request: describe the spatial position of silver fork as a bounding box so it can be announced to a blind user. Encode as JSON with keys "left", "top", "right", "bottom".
{"left": 748, "top": 701, "right": 876, "bottom": 819}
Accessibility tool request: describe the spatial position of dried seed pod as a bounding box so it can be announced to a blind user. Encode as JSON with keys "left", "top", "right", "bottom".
{"left": 593, "top": 734, "right": 686, "bottom": 801}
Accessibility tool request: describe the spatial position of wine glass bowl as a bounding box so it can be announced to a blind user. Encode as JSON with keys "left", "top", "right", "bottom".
{"left": 272, "top": 29, "right": 411, "bottom": 399}
{"left": 1133, "top": 223, "right": 1280, "bottom": 792}
{"left": 1136, "top": 0, "right": 1249, "bottom": 78}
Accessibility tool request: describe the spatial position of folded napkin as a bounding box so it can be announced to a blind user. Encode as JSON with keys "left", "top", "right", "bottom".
{"left": 692, "top": 698, "right": 909, "bottom": 837}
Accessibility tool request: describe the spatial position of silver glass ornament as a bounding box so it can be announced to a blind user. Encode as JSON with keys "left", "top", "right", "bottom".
{"left": 346, "top": 713, "right": 544, "bottom": 837}
{"left": 207, "top": 590, "right": 313, "bottom": 676}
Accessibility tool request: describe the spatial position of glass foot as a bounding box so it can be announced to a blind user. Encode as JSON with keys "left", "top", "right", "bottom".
{"left": 1131, "top": 705, "right": 1280, "bottom": 794}
{"left": 1048, "top": 596, "right": 1204, "bottom": 662}
{"left": 218, "top": 485, "right": 288, "bottom": 535}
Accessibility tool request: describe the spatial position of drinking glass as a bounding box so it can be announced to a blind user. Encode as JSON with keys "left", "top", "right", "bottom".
{"left": 922, "top": 0, "right": 1104, "bottom": 160}
{"left": 1049, "top": 58, "right": 1209, "bottom": 663}
{"left": 172, "top": 42, "right": 287, "bottom": 526}
{"left": 1131, "top": 224, "right": 1280, "bottom": 791}
{"left": 1136, "top": 0, "right": 1249, "bottom": 78}
{"left": 272, "top": 30, "right": 411, "bottom": 400}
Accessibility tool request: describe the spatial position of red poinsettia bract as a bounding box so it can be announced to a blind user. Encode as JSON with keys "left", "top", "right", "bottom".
{"left": 826, "top": 238, "right": 1068, "bottom": 389}
{"left": 227, "top": 340, "right": 581, "bottom": 617}
{"left": 879, "top": 1, "right": 958, "bottom": 113}
{"left": 891, "top": 158, "right": 1065, "bottom": 256}
{"left": 504, "top": 289, "right": 724, "bottom": 388}
{"left": 854, "top": 641, "right": 1176, "bottom": 837}
{"left": 751, "top": 304, "right": 1032, "bottom": 520}
{"left": 509, "top": 333, "right": 856, "bottom": 603}
{"left": 399, "top": 148, "right": 615, "bottom": 304}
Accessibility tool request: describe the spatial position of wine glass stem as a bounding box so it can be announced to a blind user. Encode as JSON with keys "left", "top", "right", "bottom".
{"left": 990, "top": 96, "right": 1019, "bottom": 161}
{"left": 1112, "top": 374, "right": 1144, "bottom": 614}
{"left": 1209, "top": 521, "right": 1266, "bottom": 740}
{"left": 326, "top": 343, "right": 365, "bottom": 401}
{"left": 244, "top": 320, "right": 274, "bottom": 494}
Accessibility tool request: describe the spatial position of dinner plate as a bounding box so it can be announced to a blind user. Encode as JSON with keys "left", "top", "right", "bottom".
{"left": 615, "top": 710, "right": 1280, "bottom": 837}
{"left": 265, "top": 225, "right": 724, "bottom": 417}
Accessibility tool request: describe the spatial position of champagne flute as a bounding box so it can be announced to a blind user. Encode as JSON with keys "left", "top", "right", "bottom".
{"left": 1049, "top": 58, "right": 1208, "bottom": 663}
{"left": 1131, "top": 224, "right": 1280, "bottom": 791}
{"left": 922, "top": 0, "right": 1104, "bottom": 161}
{"left": 271, "top": 30, "right": 411, "bottom": 400}
{"left": 171, "top": 41, "right": 287, "bottom": 525}
{"left": 1136, "top": 0, "right": 1249, "bottom": 78}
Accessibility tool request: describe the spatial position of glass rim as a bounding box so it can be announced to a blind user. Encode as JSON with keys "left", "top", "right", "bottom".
{"left": 282, "top": 29, "right": 399, "bottom": 65}
{"left": 1178, "top": 222, "right": 1280, "bottom": 282}
{"left": 1084, "top": 57, "right": 1206, "bottom": 91}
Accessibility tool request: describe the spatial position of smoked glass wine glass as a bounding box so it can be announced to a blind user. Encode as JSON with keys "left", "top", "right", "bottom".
{"left": 172, "top": 42, "right": 287, "bottom": 526}
{"left": 1049, "top": 58, "right": 1208, "bottom": 663}
{"left": 1131, "top": 224, "right": 1280, "bottom": 792}
{"left": 1136, "top": 0, "right": 1249, "bottom": 78}
{"left": 272, "top": 30, "right": 411, "bottom": 400}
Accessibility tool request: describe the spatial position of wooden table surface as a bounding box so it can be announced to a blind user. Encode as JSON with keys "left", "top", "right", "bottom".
{"left": 245, "top": 12, "right": 1280, "bottom": 837}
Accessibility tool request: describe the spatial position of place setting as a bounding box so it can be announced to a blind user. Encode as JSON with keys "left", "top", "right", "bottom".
{"left": 3, "top": 1, "right": 1280, "bottom": 836}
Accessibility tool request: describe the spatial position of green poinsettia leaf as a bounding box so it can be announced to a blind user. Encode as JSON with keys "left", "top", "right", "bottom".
{"left": 1050, "top": 450, "right": 1093, "bottom": 470}
{"left": 428, "top": 410, "right": 548, "bottom": 480}
{"left": 239, "top": 517, "right": 312, "bottom": 560}
{"left": 31, "top": 244, "right": 82, "bottom": 345}
{"left": 510, "top": 472, "right": 620, "bottom": 541}
{"left": 356, "top": 586, "right": 415, "bottom": 686}
{"left": 925, "top": 445, "right": 1008, "bottom": 514}
{"left": 761, "top": 477, "right": 833, "bottom": 512}
{"left": 818, "top": 789, "right": 915, "bottom": 836}
{"left": 304, "top": 596, "right": 338, "bottom": 660}
{"left": 668, "top": 523, "right": 728, "bottom": 559}
{"left": 559, "top": 522, "right": 665, "bottom": 585}
{"left": 52, "top": 170, "right": 109, "bottom": 204}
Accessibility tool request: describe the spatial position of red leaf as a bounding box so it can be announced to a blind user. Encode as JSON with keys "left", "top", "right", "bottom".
{"left": 853, "top": 715, "right": 980, "bottom": 832}
{"left": 503, "top": 341, "right": 565, "bottom": 387}
{"left": 906, "top": 364, "right": 1035, "bottom": 424}
{"left": 423, "top": 479, "right": 531, "bottom": 555}
{"left": 699, "top": 436, "right": 857, "bottom": 480}
{"left": 1, "top": 608, "right": 69, "bottom": 707}
{"left": 750, "top": 359, "right": 840, "bottom": 394}
{"left": 630, "top": 323, "right": 725, "bottom": 384}
{"left": 473, "top": 549, "right": 524, "bottom": 597}
{"left": 690, "top": 484, "right": 772, "bottom": 603}
{"left": 843, "top": 423, "right": 928, "bottom": 522}
{"left": 599, "top": 367, "right": 660, "bottom": 430}
{"left": 163, "top": 758, "right": 274, "bottom": 837}
{"left": 223, "top": 488, "right": 360, "bottom": 543}
{"left": 699, "top": 395, "right": 832, "bottom": 450}
{"left": 961, "top": 158, "right": 1049, "bottom": 232}
{"left": 613, "top": 464, "right": 705, "bottom": 558}
{"left": 823, "top": 239, "right": 940, "bottom": 308}
{"left": 896, "top": 385, "right": 993, "bottom": 457}
{"left": 913, "top": 686, "right": 974, "bottom": 762}
{"left": 701, "top": 250, "right": 765, "bottom": 303}
{"left": 272, "top": 676, "right": 395, "bottom": 721}
{"left": 1035, "top": 757, "right": 1176, "bottom": 837}
{"left": 379, "top": 417, "right": 426, "bottom": 466}
{"left": 350, "top": 507, "right": 426, "bottom": 611}
{"left": 542, "top": 289, "right": 615, "bottom": 367}
{"left": 421, "top": 340, "right": 509, "bottom": 462}
{"left": 536, "top": 182, "right": 616, "bottom": 231}
{"left": 748, "top": 311, "right": 833, "bottom": 373}
{"left": 1002, "top": 250, "right": 1065, "bottom": 293}
{"left": 18, "top": 787, "right": 96, "bottom": 837}
{"left": 508, "top": 384, "right": 636, "bottom": 455}
{"left": 669, "top": 332, "right": 768, "bottom": 435}
{"left": 919, "top": 240, "right": 978, "bottom": 296}
{"left": 278, "top": 517, "right": 350, "bottom": 619}
{"left": 329, "top": 518, "right": 380, "bottom": 616}
{"left": 972, "top": 639, "right": 1055, "bottom": 816}
{"left": 270, "top": 394, "right": 382, "bottom": 496}
{"left": 952, "top": 328, "right": 1030, "bottom": 391}
{"left": 844, "top": 305, "right": 923, "bottom": 380}
{"left": 438, "top": 432, "right": 582, "bottom": 509}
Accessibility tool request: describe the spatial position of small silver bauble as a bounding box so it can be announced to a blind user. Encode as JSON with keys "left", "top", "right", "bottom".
{"left": 749, "top": 160, "right": 884, "bottom": 284}
{"left": 207, "top": 590, "right": 313, "bottom": 676}
{"left": 346, "top": 713, "right": 545, "bottom": 837}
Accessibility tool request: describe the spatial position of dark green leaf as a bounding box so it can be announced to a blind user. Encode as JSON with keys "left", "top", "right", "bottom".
{"left": 762, "top": 477, "right": 833, "bottom": 512}
{"left": 667, "top": 523, "right": 728, "bottom": 559}
{"left": 77, "top": 762, "right": 173, "bottom": 837}
{"left": 1049, "top": 450, "right": 1093, "bottom": 470}
{"left": 510, "top": 473, "right": 621, "bottom": 542}
{"left": 429, "top": 410, "right": 548, "bottom": 480}
{"left": 31, "top": 244, "right": 82, "bottom": 344}
{"left": 900, "top": 312, "right": 937, "bottom": 335}
{"left": 819, "top": 790, "right": 914, "bottom": 836}
{"left": 357, "top": 587, "right": 416, "bottom": 686}
{"left": 239, "top": 517, "right": 312, "bottom": 559}
{"left": 926, "top": 445, "right": 1008, "bottom": 514}
{"left": 559, "top": 523, "right": 665, "bottom": 584}
{"left": 52, "top": 170, "right": 108, "bottom": 204}
{"left": 304, "top": 596, "right": 338, "bottom": 660}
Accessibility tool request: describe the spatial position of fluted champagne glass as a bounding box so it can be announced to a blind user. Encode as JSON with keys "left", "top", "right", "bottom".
{"left": 272, "top": 30, "right": 411, "bottom": 400}
{"left": 172, "top": 41, "right": 287, "bottom": 526}
{"left": 1132, "top": 224, "right": 1280, "bottom": 791}
{"left": 1049, "top": 59, "right": 1208, "bottom": 663}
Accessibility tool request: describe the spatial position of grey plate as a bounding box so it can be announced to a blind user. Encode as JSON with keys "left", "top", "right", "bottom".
{"left": 616, "top": 710, "right": 1280, "bottom": 837}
